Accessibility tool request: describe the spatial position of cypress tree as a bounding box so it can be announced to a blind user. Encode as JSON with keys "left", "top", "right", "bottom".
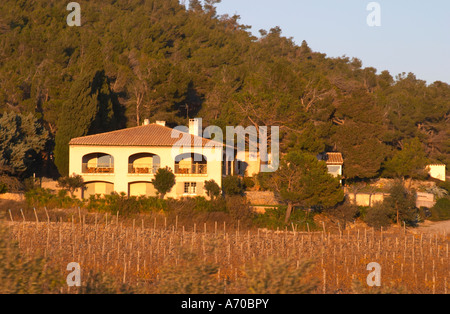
{"left": 54, "top": 70, "right": 118, "bottom": 176}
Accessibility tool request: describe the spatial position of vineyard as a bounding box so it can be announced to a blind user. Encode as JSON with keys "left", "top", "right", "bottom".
{"left": 2, "top": 207, "right": 450, "bottom": 294}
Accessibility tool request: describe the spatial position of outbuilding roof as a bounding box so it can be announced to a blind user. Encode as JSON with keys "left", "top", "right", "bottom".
{"left": 324, "top": 152, "right": 344, "bottom": 165}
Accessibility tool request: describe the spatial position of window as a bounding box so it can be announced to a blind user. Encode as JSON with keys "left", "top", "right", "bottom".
{"left": 82, "top": 153, "right": 114, "bottom": 174}
{"left": 184, "top": 182, "right": 197, "bottom": 195}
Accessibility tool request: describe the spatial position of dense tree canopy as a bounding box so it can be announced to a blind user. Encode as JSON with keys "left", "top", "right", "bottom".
{"left": 0, "top": 112, "right": 49, "bottom": 177}
{"left": 262, "top": 150, "right": 344, "bottom": 223}
{"left": 0, "top": 0, "right": 448, "bottom": 180}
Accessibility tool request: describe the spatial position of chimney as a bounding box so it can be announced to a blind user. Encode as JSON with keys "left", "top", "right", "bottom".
{"left": 143, "top": 119, "right": 150, "bottom": 126}
{"left": 156, "top": 121, "right": 166, "bottom": 127}
{"left": 189, "top": 118, "right": 202, "bottom": 137}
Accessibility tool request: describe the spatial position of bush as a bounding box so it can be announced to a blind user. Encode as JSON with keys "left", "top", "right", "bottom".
{"left": 25, "top": 188, "right": 82, "bottom": 209}
{"left": 155, "top": 252, "right": 225, "bottom": 294}
{"left": 58, "top": 174, "right": 84, "bottom": 197}
{"left": 241, "top": 258, "right": 317, "bottom": 294}
{"left": 87, "top": 193, "right": 167, "bottom": 215}
{"left": 222, "top": 176, "right": 245, "bottom": 196}
{"left": 0, "top": 219, "right": 64, "bottom": 293}
{"left": 243, "top": 176, "right": 255, "bottom": 190}
{"left": 384, "top": 182, "right": 418, "bottom": 226}
{"left": 0, "top": 182, "right": 7, "bottom": 194}
{"left": 253, "top": 206, "right": 316, "bottom": 230}
{"left": 0, "top": 174, "right": 22, "bottom": 193}
{"left": 429, "top": 198, "right": 450, "bottom": 221}
{"left": 364, "top": 202, "right": 392, "bottom": 229}
{"left": 437, "top": 181, "right": 450, "bottom": 194}
{"left": 326, "top": 197, "right": 359, "bottom": 229}
{"left": 152, "top": 167, "right": 176, "bottom": 199}
{"left": 225, "top": 196, "right": 254, "bottom": 227}
{"left": 204, "top": 180, "right": 221, "bottom": 200}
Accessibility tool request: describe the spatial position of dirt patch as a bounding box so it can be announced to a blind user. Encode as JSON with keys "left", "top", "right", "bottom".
{"left": 413, "top": 220, "right": 450, "bottom": 234}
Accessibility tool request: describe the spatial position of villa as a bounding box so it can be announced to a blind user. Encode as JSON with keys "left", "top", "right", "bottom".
{"left": 69, "top": 119, "right": 226, "bottom": 199}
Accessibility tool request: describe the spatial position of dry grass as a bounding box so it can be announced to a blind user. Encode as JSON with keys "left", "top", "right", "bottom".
{"left": 2, "top": 208, "right": 449, "bottom": 294}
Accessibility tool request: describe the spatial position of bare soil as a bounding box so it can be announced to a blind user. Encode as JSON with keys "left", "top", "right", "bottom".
{"left": 414, "top": 220, "right": 450, "bottom": 234}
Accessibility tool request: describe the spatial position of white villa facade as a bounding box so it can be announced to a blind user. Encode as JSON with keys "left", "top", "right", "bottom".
{"left": 69, "top": 120, "right": 224, "bottom": 199}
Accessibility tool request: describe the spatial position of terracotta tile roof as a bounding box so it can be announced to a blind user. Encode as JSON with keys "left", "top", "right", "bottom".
{"left": 325, "top": 152, "right": 344, "bottom": 165}
{"left": 69, "top": 124, "right": 218, "bottom": 147}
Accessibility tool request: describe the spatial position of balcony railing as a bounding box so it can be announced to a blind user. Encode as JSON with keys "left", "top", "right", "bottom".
{"left": 128, "top": 164, "right": 159, "bottom": 174}
{"left": 175, "top": 163, "right": 207, "bottom": 175}
{"left": 82, "top": 163, "right": 114, "bottom": 174}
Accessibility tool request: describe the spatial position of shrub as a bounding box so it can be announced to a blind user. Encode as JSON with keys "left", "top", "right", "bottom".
{"left": 429, "top": 197, "right": 450, "bottom": 221}
{"left": 253, "top": 206, "right": 316, "bottom": 230}
{"left": 0, "top": 182, "right": 7, "bottom": 194}
{"left": 241, "top": 258, "right": 317, "bottom": 294}
{"left": 225, "top": 195, "right": 254, "bottom": 227}
{"left": 437, "top": 181, "right": 450, "bottom": 194}
{"left": 0, "top": 174, "right": 22, "bottom": 193}
{"left": 0, "top": 219, "right": 64, "bottom": 293}
{"left": 155, "top": 252, "right": 225, "bottom": 294}
{"left": 57, "top": 174, "right": 84, "bottom": 197}
{"left": 326, "top": 197, "right": 359, "bottom": 229}
{"left": 152, "top": 167, "right": 176, "bottom": 199}
{"left": 25, "top": 188, "right": 82, "bottom": 209}
{"left": 384, "top": 182, "right": 418, "bottom": 226}
{"left": 364, "top": 202, "right": 392, "bottom": 229}
{"left": 87, "top": 193, "right": 167, "bottom": 215}
{"left": 204, "top": 180, "right": 221, "bottom": 200}
{"left": 222, "top": 176, "right": 245, "bottom": 196}
{"left": 243, "top": 176, "right": 256, "bottom": 190}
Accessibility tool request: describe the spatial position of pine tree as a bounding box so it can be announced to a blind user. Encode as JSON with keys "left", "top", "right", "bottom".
{"left": 268, "top": 150, "right": 344, "bottom": 223}
{"left": 0, "top": 112, "right": 49, "bottom": 177}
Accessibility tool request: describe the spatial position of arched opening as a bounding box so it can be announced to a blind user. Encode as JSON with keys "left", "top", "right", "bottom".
{"left": 175, "top": 153, "right": 207, "bottom": 175}
{"left": 128, "top": 181, "right": 157, "bottom": 197}
{"left": 83, "top": 181, "right": 114, "bottom": 199}
{"left": 82, "top": 153, "right": 114, "bottom": 174}
{"left": 128, "top": 153, "right": 160, "bottom": 174}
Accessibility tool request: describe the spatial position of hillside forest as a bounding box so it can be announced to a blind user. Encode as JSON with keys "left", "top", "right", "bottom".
{"left": 0, "top": 0, "right": 449, "bottom": 183}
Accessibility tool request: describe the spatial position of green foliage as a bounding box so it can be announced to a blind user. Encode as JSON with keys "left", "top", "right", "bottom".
{"left": 253, "top": 206, "right": 317, "bottom": 230}
{"left": 267, "top": 150, "right": 344, "bottom": 223}
{"left": 222, "top": 176, "right": 245, "bottom": 196}
{"left": 155, "top": 252, "right": 225, "bottom": 294}
{"left": 0, "top": 183, "right": 7, "bottom": 194}
{"left": 225, "top": 195, "right": 254, "bottom": 226}
{"left": 57, "top": 174, "right": 84, "bottom": 197}
{"left": 384, "top": 182, "right": 418, "bottom": 226}
{"left": 25, "top": 188, "right": 82, "bottom": 209}
{"left": 382, "top": 138, "right": 429, "bottom": 179}
{"left": 54, "top": 70, "right": 120, "bottom": 176}
{"left": 326, "top": 197, "right": 359, "bottom": 229}
{"left": 0, "top": 219, "right": 64, "bottom": 293}
{"left": 429, "top": 198, "right": 450, "bottom": 221}
{"left": 151, "top": 167, "right": 176, "bottom": 199}
{"left": 0, "top": 112, "right": 49, "bottom": 176}
{"left": 77, "top": 271, "right": 136, "bottom": 294}
{"left": 242, "top": 176, "right": 256, "bottom": 190}
{"left": 437, "top": 181, "right": 450, "bottom": 194}
{"left": 0, "top": 0, "right": 448, "bottom": 182}
{"left": 364, "top": 202, "right": 392, "bottom": 229}
{"left": 87, "top": 193, "right": 168, "bottom": 215}
{"left": 204, "top": 179, "right": 221, "bottom": 200}
{"left": 276, "top": 151, "right": 344, "bottom": 208}
{"left": 242, "top": 258, "right": 318, "bottom": 294}
{"left": 0, "top": 165, "right": 23, "bottom": 193}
